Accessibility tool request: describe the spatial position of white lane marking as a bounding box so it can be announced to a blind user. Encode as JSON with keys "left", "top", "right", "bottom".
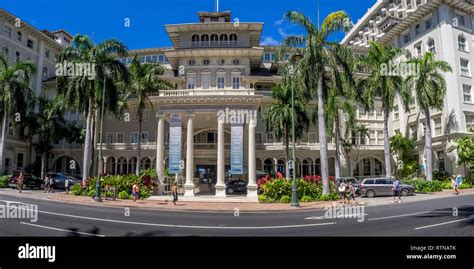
{"left": 414, "top": 216, "right": 474, "bottom": 230}
{"left": 368, "top": 211, "right": 431, "bottom": 221}
{"left": 0, "top": 201, "right": 335, "bottom": 230}
{"left": 305, "top": 214, "right": 368, "bottom": 220}
{"left": 20, "top": 222, "right": 106, "bottom": 237}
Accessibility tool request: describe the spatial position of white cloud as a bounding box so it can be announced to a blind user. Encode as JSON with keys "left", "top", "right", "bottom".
{"left": 274, "top": 19, "right": 284, "bottom": 26}
{"left": 278, "top": 28, "right": 289, "bottom": 39}
{"left": 260, "top": 36, "right": 280, "bottom": 46}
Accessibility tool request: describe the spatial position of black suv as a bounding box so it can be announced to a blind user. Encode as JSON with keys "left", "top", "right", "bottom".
{"left": 8, "top": 174, "right": 44, "bottom": 190}
{"left": 45, "top": 173, "right": 81, "bottom": 190}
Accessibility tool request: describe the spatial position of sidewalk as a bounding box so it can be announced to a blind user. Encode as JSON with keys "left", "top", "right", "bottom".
{"left": 0, "top": 188, "right": 472, "bottom": 212}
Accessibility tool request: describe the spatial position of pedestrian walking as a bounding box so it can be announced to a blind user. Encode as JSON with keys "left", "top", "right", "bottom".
{"left": 451, "top": 175, "right": 460, "bottom": 195}
{"left": 348, "top": 181, "right": 356, "bottom": 204}
{"left": 392, "top": 177, "right": 402, "bottom": 203}
{"left": 44, "top": 175, "right": 50, "bottom": 193}
{"left": 17, "top": 172, "right": 24, "bottom": 193}
{"left": 338, "top": 180, "right": 348, "bottom": 203}
{"left": 172, "top": 181, "right": 178, "bottom": 205}
{"left": 49, "top": 176, "right": 54, "bottom": 193}
{"left": 132, "top": 182, "right": 139, "bottom": 202}
{"left": 65, "top": 178, "right": 69, "bottom": 194}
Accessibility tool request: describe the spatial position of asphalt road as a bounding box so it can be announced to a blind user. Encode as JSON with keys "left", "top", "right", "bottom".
{"left": 0, "top": 193, "right": 472, "bottom": 237}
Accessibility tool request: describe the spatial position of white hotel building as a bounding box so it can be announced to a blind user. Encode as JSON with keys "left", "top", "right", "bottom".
{"left": 0, "top": 0, "right": 472, "bottom": 197}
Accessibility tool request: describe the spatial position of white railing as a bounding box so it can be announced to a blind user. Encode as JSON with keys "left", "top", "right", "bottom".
{"left": 159, "top": 88, "right": 255, "bottom": 97}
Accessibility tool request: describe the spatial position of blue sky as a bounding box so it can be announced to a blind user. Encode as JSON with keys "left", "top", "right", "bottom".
{"left": 3, "top": 0, "right": 376, "bottom": 49}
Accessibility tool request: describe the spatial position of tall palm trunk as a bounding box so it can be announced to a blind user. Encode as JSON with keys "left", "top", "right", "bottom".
{"left": 285, "top": 127, "right": 290, "bottom": 180}
{"left": 82, "top": 96, "right": 94, "bottom": 185}
{"left": 424, "top": 109, "right": 433, "bottom": 181}
{"left": 0, "top": 110, "right": 8, "bottom": 175}
{"left": 136, "top": 112, "right": 143, "bottom": 176}
{"left": 40, "top": 151, "right": 47, "bottom": 180}
{"left": 383, "top": 106, "right": 392, "bottom": 178}
{"left": 318, "top": 76, "right": 330, "bottom": 194}
{"left": 334, "top": 116, "right": 341, "bottom": 179}
{"left": 90, "top": 112, "right": 97, "bottom": 176}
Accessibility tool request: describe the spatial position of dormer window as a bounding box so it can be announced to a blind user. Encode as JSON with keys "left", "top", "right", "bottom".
{"left": 192, "top": 34, "right": 200, "bottom": 47}
{"left": 201, "top": 34, "right": 210, "bottom": 47}
{"left": 211, "top": 34, "right": 219, "bottom": 46}
{"left": 219, "top": 34, "right": 228, "bottom": 46}
{"left": 229, "top": 34, "right": 238, "bottom": 46}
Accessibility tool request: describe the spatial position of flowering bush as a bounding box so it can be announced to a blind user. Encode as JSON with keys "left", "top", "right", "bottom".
{"left": 78, "top": 173, "right": 153, "bottom": 200}
{"left": 258, "top": 178, "right": 339, "bottom": 203}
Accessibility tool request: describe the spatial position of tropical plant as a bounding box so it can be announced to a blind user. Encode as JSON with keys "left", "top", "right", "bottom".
{"left": 263, "top": 73, "right": 310, "bottom": 179}
{"left": 449, "top": 134, "right": 474, "bottom": 183}
{"left": 0, "top": 53, "right": 36, "bottom": 175}
{"left": 390, "top": 131, "right": 416, "bottom": 177}
{"left": 284, "top": 10, "right": 353, "bottom": 194}
{"left": 124, "top": 55, "right": 173, "bottom": 175}
{"left": 341, "top": 124, "right": 369, "bottom": 176}
{"left": 57, "top": 34, "right": 128, "bottom": 183}
{"left": 358, "top": 42, "right": 411, "bottom": 178}
{"left": 405, "top": 52, "right": 452, "bottom": 181}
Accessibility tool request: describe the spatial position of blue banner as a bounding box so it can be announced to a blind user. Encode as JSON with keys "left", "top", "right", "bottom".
{"left": 169, "top": 114, "right": 182, "bottom": 174}
{"left": 231, "top": 124, "right": 244, "bottom": 174}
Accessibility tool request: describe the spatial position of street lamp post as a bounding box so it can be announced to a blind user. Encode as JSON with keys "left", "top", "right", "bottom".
{"left": 94, "top": 74, "right": 107, "bottom": 202}
{"left": 290, "top": 52, "right": 303, "bottom": 208}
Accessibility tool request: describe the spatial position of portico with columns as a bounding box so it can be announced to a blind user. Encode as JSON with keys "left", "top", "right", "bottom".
{"left": 153, "top": 93, "right": 262, "bottom": 200}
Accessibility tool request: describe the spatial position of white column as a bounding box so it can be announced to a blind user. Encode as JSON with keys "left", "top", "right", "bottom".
{"left": 184, "top": 113, "right": 195, "bottom": 197}
{"left": 247, "top": 117, "right": 258, "bottom": 199}
{"left": 156, "top": 113, "right": 165, "bottom": 183}
{"left": 215, "top": 117, "right": 226, "bottom": 197}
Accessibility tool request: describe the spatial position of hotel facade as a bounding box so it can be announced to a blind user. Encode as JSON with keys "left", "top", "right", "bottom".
{"left": 0, "top": 0, "right": 473, "bottom": 198}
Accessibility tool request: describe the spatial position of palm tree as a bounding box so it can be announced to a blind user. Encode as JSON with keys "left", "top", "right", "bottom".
{"left": 341, "top": 124, "right": 369, "bottom": 176}
{"left": 358, "top": 42, "right": 411, "bottom": 179}
{"left": 22, "top": 96, "right": 82, "bottom": 179}
{"left": 405, "top": 52, "right": 452, "bottom": 181}
{"left": 389, "top": 131, "right": 415, "bottom": 177}
{"left": 449, "top": 133, "right": 474, "bottom": 183}
{"left": 263, "top": 77, "right": 310, "bottom": 179}
{"left": 125, "top": 55, "right": 173, "bottom": 175}
{"left": 57, "top": 34, "right": 127, "bottom": 183}
{"left": 284, "top": 10, "right": 353, "bottom": 194}
{"left": 0, "top": 53, "right": 36, "bottom": 175}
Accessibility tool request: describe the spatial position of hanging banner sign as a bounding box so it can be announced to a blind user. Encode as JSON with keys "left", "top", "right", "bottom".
{"left": 231, "top": 123, "right": 244, "bottom": 174}
{"left": 169, "top": 114, "right": 182, "bottom": 174}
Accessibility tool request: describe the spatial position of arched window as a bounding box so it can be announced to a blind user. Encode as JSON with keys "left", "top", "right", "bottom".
{"left": 201, "top": 70, "right": 211, "bottom": 89}
{"left": 191, "top": 34, "right": 200, "bottom": 47}
{"left": 314, "top": 158, "right": 321, "bottom": 176}
{"left": 186, "top": 70, "right": 196, "bottom": 89}
{"left": 42, "top": 67, "right": 48, "bottom": 79}
{"left": 264, "top": 159, "right": 274, "bottom": 175}
{"left": 1, "top": 47, "right": 8, "bottom": 61}
{"left": 229, "top": 33, "right": 238, "bottom": 46}
{"left": 210, "top": 34, "right": 219, "bottom": 46}
{"left": 219, "top": 34, "right": 228, "bottom": 46}
{"left": 427, "top": 38, "right": 435, "bottom": 53}
{"left": 201, "top": 34, "right": 209, "bottom": 47}
{"left": 231, "top": 69, "right": 241, "bottom": 89}
{"left": 458, "top": 35, "right": 467, "bottom": 51}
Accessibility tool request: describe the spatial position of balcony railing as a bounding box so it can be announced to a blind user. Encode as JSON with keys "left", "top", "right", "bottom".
{"left": 159, "top": 88, "right": 255, "bottom": 97}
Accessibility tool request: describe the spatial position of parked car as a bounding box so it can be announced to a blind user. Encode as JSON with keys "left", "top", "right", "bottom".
{"left": 226, "top": 180, "right": 247, "bottom": 194}
{"left": 44, "top": 173, "right": 82, "bottom": 190}
{"left": 8, "top": 174, "right": 44, "bottom": 190}
{"left": 335, "top": 177, "right": 361, "bottom": 194}
{"left": 359, "top": 178, "right": 415, "bottom": 198}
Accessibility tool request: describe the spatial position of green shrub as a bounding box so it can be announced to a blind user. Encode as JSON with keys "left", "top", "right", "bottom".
{"left": 401, "top": 179, "right": 444, "bottom": 193}
{"left": 70, "top": 184, "right": 83, "bottom": 196}
{"left": 88, "top": 189, "right": 96, "bottom": 197}
{"left": 319, "top": 192, "right": 340, "bottom": 201}
{"left": 258, "top": 194, "right": 267, "bottom": 203}
{"left": 297, "top": 179, "right": 321, "bottom": 200}
{"left": 301, "top": 195, "right": 314, "bottom": 203}
{"left": 279, "top": 195, "right": 291, "bottom": 203}
{"left": 118, "top": 190, "right": 130, "bottom": 200}
{"left": 261, "top": 179, "right": 292, "bottom": 201}
{"left": 139, "top": 189, "right": 150, "bottom": 199}
{"left": 0, "top": 176, "right": 9, "bottom": 188}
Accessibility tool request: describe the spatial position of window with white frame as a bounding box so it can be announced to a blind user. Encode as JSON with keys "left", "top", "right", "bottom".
{"left": 466, "top": 115, "right": 474, "bottom": 131}
{"left": 455, "top": 13, "right": 465, "bottom": 27}
{"left": 415, "top": 43, "right": 422, "bottom": 56}
{"left": 409, "top": 125, "right": 417, "bottom": 140}
{"left": 458, "top": 35, "right": 467, "bottom": 51}
{"left": 434, "top": 118, "right": 442, "bottom": 136}
{"left": 141, "top": 132, "right": 149, "bottom": 143}
{"left": 106, "top": 132, "right": 114, "bottom": 144}
{"left": 378, "top": 131, "right": 384, "bottom": 144}
{"left": 425, "top": 18, "right": 432, "bottom": 30}
{"left": 27, "top": 39, "right": 34, "bottom": 49}
{"left": 217, "top": 71, "right": 225, "bottom": 89}
{"left": 369, "top": 130, "right": 376, "bottom": 145}
{"left": 415, "top": 24, "right": 420, "bottom": 35}
{"left": 201, "top": 71, "right": 210, "bottom": 89}
{"left": 232, "top": 71, "right": 241, "bottom": 89}
{"left": 116, "top": 132, "right": 124, "bottom": 143}
{"left": 187, "top": 71, "right": 196, "bottom": 89}
{"left": 427, "top": 38, "right": 435, "bottom": 53}
{"left": 256, "top": 133, "right": 263, "bottom": 144}
{"left": 463, "top": 84, "right": 472, "bottom": 103}
{"left": 460, "top": 58, "right": 471, "bottom": 77}
{"left": 266, "top": 132, "right": 274, "bottom": 143}
{"left": 393, "top": 105, "right": 399, "bottom": 120}
{"left": 17, "top": 31, "right": 22, "bottom": 41}
{"left": 131, "top": 132, "right": 138, "bottom": 144}
{"left": 3, "top": 26, "right": 11, "bottom": 38}
{"left": 158, "top": 54, "right": 166, "bottom": 63}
